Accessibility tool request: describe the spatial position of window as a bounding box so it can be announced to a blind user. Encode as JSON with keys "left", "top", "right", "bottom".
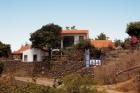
{"left": 79, "top": 36, "right": 84, "bottom": 41}
{"left": 33, "top": 54, "right": 37, "bottom": 61}
{"left": 24, "top": 55, "right": 28, "bottom": 62}
{"left": 63, "top": 36, "right": 74, "bottom": 47}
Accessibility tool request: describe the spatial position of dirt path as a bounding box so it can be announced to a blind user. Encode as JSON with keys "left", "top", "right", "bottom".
{"left": 15, "top": 76, "right": 54, "bottom": 87}
{"left": 107, "top": 90, "right": 126, "bottom": 93}
{"left": 96, "top": 79, "right": 134, "bottom": 93}
{"left": 96, "top": 85, "right": 127, "bottom": 93}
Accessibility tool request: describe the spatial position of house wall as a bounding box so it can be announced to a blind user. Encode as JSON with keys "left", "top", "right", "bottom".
{"left": 62, "top": 34, "right": 88, "bottom": 48}
{"left": 22, "top": 48, "right": 47, "bottom": 62}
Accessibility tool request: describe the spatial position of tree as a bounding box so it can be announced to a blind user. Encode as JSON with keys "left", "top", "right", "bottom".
{"left": 71, "top": 26, "right": 76, "bottom": 30}
{"left": 114, "top": 39, "right": 124, "bottom": 47}
{"left": 30, "top": 23, "right": 62, "bottom": 59}
{"left": 126, "top": 21, "right": 140, "bottom": 38}
{"left": 65, "top": 26, "right": 76, "bottom": 30}
{"left": 95, "top": 33, "right": 109, "bottom": 40}
{"left": 0, "top": 41, "right": 11, "bottom": 58}
{"left": 66, "top": 26, "right": 70, "bottom": 30}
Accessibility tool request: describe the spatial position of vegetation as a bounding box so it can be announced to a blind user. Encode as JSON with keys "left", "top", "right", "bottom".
{"left": 75, "top": 40, "right": 101, "bottom": 59}
{"left": 62, "top": 74, "right": 106, "bottom": 93}
{"left": 0, "top": 74, "right": 106, "bottom": 93}
{"left": 63, "top": 40, "right": 93, "bottom": 61}
{"left": 0, "top": 41, "right": 11, "bottom": 58}
{"left": 63, "top": 47, "right": 84, "bottom": 61}
{"left": 0, "top": 82, "right": 56, "bottom": 93}
{"left": 114, "top": 39, "right": 124, "bottom": 47}
{"left": 126, "top": 21, "right": 140, "bottom": 38}
{"left": 95, "top": 33, "right": 109, "bottom": 40}
{"left": 30, "top": 23, "right": 62, "bottom": 59}
{"left": 66, "top": 26, "right": 76, "bottom": 30}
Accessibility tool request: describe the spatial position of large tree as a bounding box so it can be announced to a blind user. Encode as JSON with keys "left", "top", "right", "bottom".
{"left": 30, "top": 23, "right": 62, "bottom": 59}
{"left": 0, "top": 41, "right": 11, "bottom": 58}
{"left": 126, "top": 21, "right": 140, "bottom": 38}
{"left": 30, "top": 23, "right": 62, "bottom": 49}
{"left": 95, "top": 33, "right": 109, "bottom": 40}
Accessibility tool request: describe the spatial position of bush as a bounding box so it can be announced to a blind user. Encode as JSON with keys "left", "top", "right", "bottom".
{"left": 63, "top": 47, "right": 84, "bottom": 61}
{"left": 62, "top": 74, "right": 105, "bottom": 93}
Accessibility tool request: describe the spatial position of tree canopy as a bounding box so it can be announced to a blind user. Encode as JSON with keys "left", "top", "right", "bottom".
{"left": 126, "top": 21, "right": 140, "bottom": 38}
{"left": 95, "top": 33, "right": 109, "bottom": 40}
{"left": 0, "top": 41, "right": 11, "bottom": 58}
{"left": 30, "top": 23, "right": 62, "bottom": 49}
{"left": 114, "top": 39, "right": 124, "bottom": 47}
{"left": 66, "top": 26, "right": 76, "bottom": 30}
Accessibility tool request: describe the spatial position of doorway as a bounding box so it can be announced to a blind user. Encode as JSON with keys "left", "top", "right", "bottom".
{"left": 33, "top": 54, "right": 37, "bottom": 61}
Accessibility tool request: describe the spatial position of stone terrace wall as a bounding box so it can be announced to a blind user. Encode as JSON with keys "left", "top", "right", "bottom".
{"left": 3, "top": 61, "right": 34, "bottom": 76}
{"left": 3, "top": 60, "right": 85, "bottom": 78}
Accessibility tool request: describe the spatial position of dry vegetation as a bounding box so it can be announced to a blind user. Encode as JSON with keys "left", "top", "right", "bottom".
{"left": 0, "top": 73, "right": 106, "bottom": 93}
{"left": 94, "top": 49, "right": 140, "bottom": 92}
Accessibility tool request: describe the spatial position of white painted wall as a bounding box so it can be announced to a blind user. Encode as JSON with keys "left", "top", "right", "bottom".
{"left": 22, "top": 48, "right": 47, "bottom": 62}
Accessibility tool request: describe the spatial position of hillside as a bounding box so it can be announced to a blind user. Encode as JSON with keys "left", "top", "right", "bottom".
{"left": 94, "top": 48, "right": 140, "bottom": 92}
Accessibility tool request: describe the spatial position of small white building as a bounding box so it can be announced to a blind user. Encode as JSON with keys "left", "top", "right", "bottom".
{"left": 13, "top": 44, "right": 47, "bottom": 62}
{"left": 22, "top": 48, "right": 47, "bottom": 62}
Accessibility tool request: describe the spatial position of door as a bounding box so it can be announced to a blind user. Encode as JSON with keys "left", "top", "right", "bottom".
{"left": 33, "top": 54, "right": 37, "bottom": 61}
{"left": 24, "top": 55, "right": 28, "bottom": 62}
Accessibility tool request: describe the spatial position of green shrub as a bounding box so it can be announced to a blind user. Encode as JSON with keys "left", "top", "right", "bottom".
{"left": 62, "top": 74, "right": 105, "bottom": 93}
{"left": 63, "top": 48, "right": 84, "bottom": 61}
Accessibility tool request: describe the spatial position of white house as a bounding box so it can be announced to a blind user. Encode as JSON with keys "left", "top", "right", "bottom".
{"left": 22, "top": 48, "right": 47, "bottom": 62}
{"left": 12, "top": 29, "right": 89, "bottom": 62}
{"left": 13, "top": 44, "right": 47, "bottom": 62}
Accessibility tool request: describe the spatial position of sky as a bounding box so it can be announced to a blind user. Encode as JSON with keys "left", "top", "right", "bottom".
{"left": 0, "top": 0, "right": 140, "bottom": 51}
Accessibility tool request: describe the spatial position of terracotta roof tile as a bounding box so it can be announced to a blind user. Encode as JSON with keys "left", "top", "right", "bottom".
{"left": 91, "top": 40, "right": 114, "bottom": 48}
{"left": 13, "top": 44, "right": 31, "bottom": 55}
{"left": 62, "top": 30, "right": 88, "bottom": 34}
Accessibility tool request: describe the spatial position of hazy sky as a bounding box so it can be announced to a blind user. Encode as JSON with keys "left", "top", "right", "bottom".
{"left": 0, "top": 0, "right": 140, "bottom": 51}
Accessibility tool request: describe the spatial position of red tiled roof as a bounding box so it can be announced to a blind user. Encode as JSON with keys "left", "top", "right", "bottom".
{"left": 12, "top": 44, "right": 31, "bottom": 55}
{"left": 91, "top": 40, "right": 114, "bottom": 48}
{"left": 62, "top": 30, "right": 88, "bottom": 34}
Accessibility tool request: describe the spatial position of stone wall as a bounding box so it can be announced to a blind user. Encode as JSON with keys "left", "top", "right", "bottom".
{"left": 3, "top": 59, "right": 85, "bottom": 78}
{"left": 3, "top": 61, "right": 34, "bottom": 76}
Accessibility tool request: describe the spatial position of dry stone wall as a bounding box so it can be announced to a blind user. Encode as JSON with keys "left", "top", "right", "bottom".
{"left": 2, "top": 59, "right": 85, "bottom": 78}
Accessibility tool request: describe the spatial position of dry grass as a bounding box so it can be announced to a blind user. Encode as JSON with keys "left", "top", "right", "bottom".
{"left": 94, "top": 49, "right": 140, "bottom": 92}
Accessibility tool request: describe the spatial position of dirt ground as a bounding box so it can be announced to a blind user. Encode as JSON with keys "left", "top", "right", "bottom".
{"left": 96, "top": 79, "right": 138, "bottom": 93}
{"left": 15, "top": 76, "right": 54, "bottom": 87}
